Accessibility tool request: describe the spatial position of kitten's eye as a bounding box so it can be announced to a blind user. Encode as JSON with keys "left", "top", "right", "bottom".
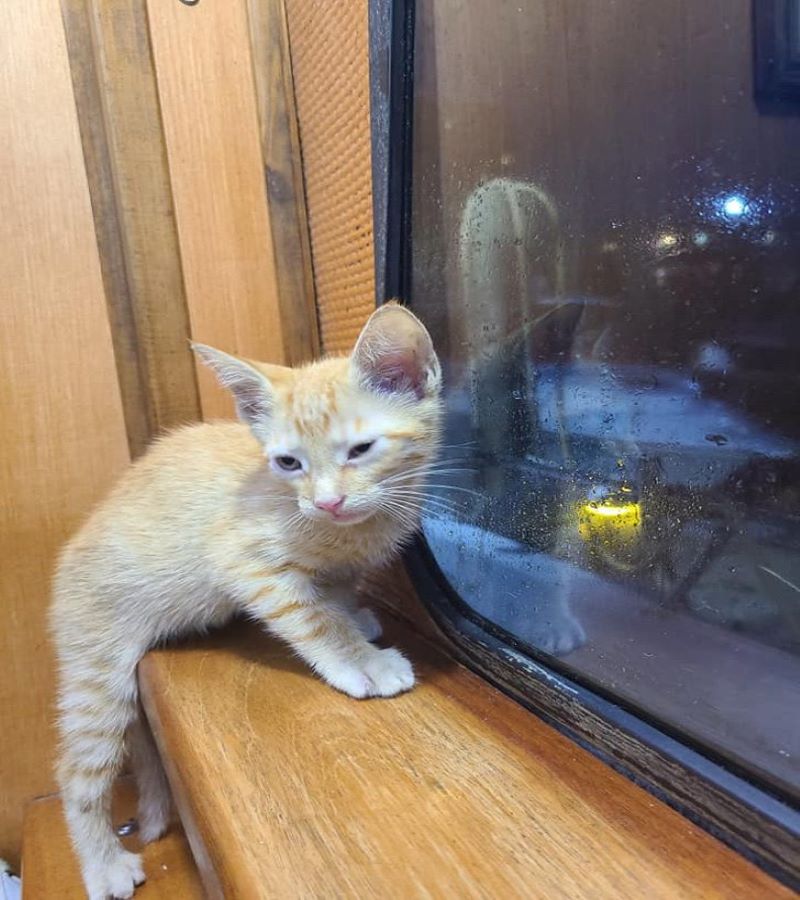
{"left": 347, "top": 441, "right": 375, "bottom": 460}
{"left": 275, "top": 455, "right": 302, "bottom": 472}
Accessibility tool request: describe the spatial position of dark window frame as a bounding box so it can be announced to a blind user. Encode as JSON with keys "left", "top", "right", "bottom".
{"left": 368, "top": 0, "right": 800, "bottom": 888}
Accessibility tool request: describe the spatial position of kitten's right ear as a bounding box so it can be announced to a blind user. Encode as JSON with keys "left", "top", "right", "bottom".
{"left": 191, "top": 343, "right": 273, "bottom": 436}
{"left": 352, "top": 302, "right": 441, "bottom": 400}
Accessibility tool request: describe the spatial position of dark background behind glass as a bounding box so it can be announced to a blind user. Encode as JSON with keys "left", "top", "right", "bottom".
{"left": 409, "top": 0, "right": 800, "bottom": 800}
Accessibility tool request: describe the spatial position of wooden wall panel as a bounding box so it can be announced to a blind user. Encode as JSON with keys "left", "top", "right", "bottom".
{"left": 62, "top": 0, "right": 202, "bottom": 456}
{"left": 0, "top": 0, "right": 130, "bottom": 864}
{"left": 247, "top": 0, "right": 320, "bottom": 366}
{"left": 285, "top": 0, "right": 376, "bottom": 353}
{"left": 146, "top": 0, "right": 289, "bottom": 419}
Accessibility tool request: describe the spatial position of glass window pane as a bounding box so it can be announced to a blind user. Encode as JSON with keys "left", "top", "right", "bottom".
{"left": 410, "top": 0, "right": 800, "bottom": 800}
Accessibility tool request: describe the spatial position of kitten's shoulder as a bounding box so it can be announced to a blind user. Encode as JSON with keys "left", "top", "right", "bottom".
{"left": 124, "top": 421, "right": 261, "bottom": 488}
{"left": 150, "top": 419, "right": 255, "bottom": 451}
{"left": 144, "top": 420, "right": 259, "bottom": 465}
{"left": 62, "top": 422, "right": 259, "bottom": 552}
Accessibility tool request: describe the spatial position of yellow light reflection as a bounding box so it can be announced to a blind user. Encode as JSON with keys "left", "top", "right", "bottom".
{"left": 582, "top": 503, "right": 639, "bottom": 518}
{"left": 578, "top": 495, "right": 642, "bottom": 554}
{"left": 655, "top": 232, "right": 678, "bottom": 250}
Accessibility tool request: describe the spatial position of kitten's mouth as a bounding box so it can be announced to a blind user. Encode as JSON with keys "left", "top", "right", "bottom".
{"left": 306, "top": 507, "right": 372, "bottom": 526}
{"left": 302, "top": 503, "right": 374, "bottom": 526}
{"left": 327, "top": 509, "right": 371, "bottom": 526}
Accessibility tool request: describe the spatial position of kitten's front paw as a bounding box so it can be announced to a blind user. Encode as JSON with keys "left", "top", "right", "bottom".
{"left": 324, "top": 647, "right": 414, "bottom": 699}
{"left": 85, "top": 849, "right": 145, "bottom": 900}
{"left": 538, "top": 612, "right": 586, "bottom": 657}
{"left": 363, "top": 647, "right": 414, "bottom": 696}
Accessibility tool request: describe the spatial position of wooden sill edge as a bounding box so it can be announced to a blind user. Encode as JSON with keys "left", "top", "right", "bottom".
{"left": 137, "top": 606, "right": 792, "bottom": 900}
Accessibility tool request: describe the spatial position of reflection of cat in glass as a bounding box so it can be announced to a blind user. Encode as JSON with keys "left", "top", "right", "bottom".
{"left": 455, "top": 179, "right": 800, "bottom": 660}
{"left": 452, "top": 176, "right": 585, "bottom": 656}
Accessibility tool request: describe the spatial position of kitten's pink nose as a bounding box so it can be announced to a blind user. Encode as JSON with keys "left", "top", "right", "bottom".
{"left": 314, "top": 495, "right": 346, "bottom": 514}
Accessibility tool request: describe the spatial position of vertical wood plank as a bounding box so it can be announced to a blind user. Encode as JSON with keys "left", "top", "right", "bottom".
{"left": 0, "top": 0, "right": 130, "bottom": 863}
{"left": 146, "top": 0, "right": 288, "bottom": 418}
{"left": 62, "top": 0, "right": 202, "bottom": 455}
{"left": 247, "top": 0, "right": 320, "bottom": 366}
{"left": 284, "top": 0, "right": 376, "bottom": 354}
{"left": 60, "top": 0, "right": 150, "bottom": 455}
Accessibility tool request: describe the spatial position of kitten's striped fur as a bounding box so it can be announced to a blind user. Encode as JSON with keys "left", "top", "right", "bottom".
{"left": 51, "top": 305, "right": 442, "bottom": 899}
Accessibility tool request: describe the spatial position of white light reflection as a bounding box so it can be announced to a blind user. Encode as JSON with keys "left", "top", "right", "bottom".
{"left": 722, "top": 194, "right": 748, "bottom": 218}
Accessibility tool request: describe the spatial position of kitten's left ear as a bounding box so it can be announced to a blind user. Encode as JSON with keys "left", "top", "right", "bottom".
{"left": 352, "top": 302, "right": 441, "bottom": 400}
{"left": 191, "top": 343, "right": 274, "bottom": 438}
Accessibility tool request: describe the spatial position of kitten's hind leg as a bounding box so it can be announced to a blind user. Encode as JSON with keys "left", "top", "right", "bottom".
{"left": 56, "top": 654, "right": 145, "bottom": 900}
{"left": 128, "top": 710, "right": 173, "bottom": 844}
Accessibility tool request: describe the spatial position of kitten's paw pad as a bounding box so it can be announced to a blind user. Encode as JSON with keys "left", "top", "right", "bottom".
{"left": 353, "top": 607, "right": 383, "bottom": 642}
{"left": 325, "top": 648, "right": 414, "bottom": 699}
{"left": 362, "top": 647, "right": 414, "bottom": 697}
{"left": 86, "top": 850, "right": 145, "bottom": 900}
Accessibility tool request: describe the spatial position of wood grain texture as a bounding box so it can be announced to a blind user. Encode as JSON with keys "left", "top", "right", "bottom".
{"left": 0, "top": 0, "right": 130, "bottom": 863}
{"left": 22, "top": 781, "right": 203, "bottom": 899}
{"left": 398, "top": 558, "right": 800, "bottom": 881}
{"left": 146, "top": 0, "right": 288, "bottom": 419}
{"left": 60, "top": 0, "right": 148, "bottom": 455}
{"left": 284, "top": 0, "right": 376, "bottom": 354}
{"left": 61, "top": 0, "right": 202, "bottom": 456}
{"left": 247, "top": 0, "right": 320, "bottom": 366}
{"left": 139, "top": 620, "right": 791, "bottom": 899}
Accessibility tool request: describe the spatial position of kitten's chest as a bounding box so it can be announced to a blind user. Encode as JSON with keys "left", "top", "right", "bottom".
{"left": 286, "top": 520, "right": 404, "bottom": 574}
{"left": 303, "top": 535, "right": 389, "bottom": 573}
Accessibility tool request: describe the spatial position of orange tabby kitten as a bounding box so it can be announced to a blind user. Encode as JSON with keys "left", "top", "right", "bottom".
{"left": 51, "top": 304, "right": 442, "bottom": 899}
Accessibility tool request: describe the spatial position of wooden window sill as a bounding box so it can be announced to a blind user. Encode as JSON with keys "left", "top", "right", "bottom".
{"left": 139, "top": 617, "right": 790, "bottom": 899}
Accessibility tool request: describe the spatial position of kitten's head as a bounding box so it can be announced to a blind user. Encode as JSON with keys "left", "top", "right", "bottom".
{"left": 193, "top": 303, "right": 442, "bottom": 527}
